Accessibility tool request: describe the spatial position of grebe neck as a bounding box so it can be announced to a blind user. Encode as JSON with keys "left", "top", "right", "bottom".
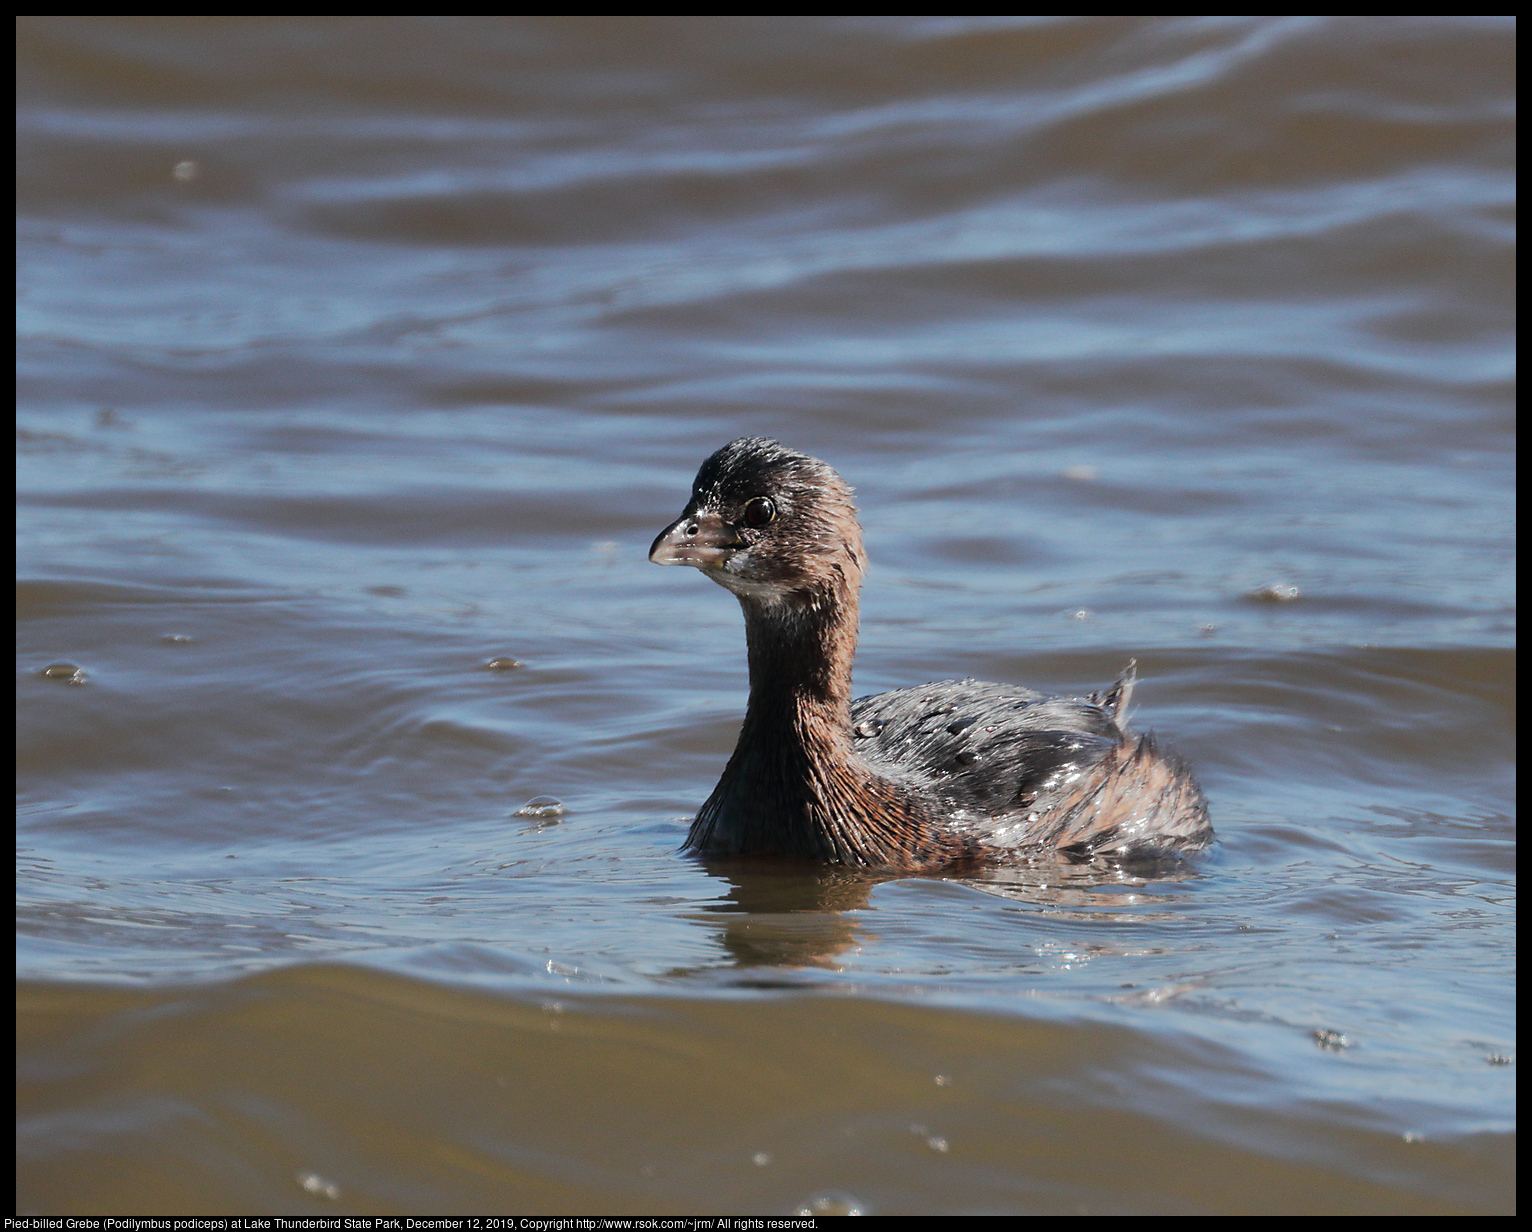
{"left": 738, "top": 580, "right": 859, "bottom": 761}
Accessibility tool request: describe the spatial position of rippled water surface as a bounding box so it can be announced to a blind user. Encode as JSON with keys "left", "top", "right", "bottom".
{"left": 17, "top": 16, "right": 1514, "bottom": 1215}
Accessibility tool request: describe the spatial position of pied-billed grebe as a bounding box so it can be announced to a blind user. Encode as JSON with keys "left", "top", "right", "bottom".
{"left": 650, "top": 438, "right": 1211, "bottom": 871}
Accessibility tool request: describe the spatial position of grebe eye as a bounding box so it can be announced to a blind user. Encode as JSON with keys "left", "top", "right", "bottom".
{"left": 742, "top": 497, "right": 776, "bottom": 528}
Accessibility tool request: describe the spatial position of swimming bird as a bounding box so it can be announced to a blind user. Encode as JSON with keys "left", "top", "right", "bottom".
{"left": 650, "top": 438, "right": 1210, "bottom": 871}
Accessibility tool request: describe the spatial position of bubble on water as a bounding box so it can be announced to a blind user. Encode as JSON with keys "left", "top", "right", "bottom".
{"left": 927, "top": 1136, "right": 949, "bottom": 1153}
{"left": 1061, "top": 464, "right": 1097, "bottom": 481}
{"left": 1249, "top": 582, "right": 1300, "bottom": 602}
{"left": 1311, "top": 1027, "right": 1352, "bottom": 1051}
{"left": 1069, "top": 609, "right": 1091, "bottom": 620}
{"left": 41, "top": 662, "right": 87, "bottom": 684}
{"left": 161, "top": 634, "right": 194, "bottom": 644}
{"left": 485, "top": 656, "right": 523, "bottom": 671}
{"left": 515, "top": 796, "right": 565, "bottom": 819}
{"left": 295, "top": 1171, "right": 339, "bottom": 1199}
{"left": 172, "top": 160, "right": 199, "bottom": 182}
{"left": 752, "top": 1152, "right": 771, "bottom": 1166}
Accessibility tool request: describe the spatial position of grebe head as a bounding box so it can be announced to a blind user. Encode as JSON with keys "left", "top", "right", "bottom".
{"left": 649, "top": 437, "right": 864, "bottom": 606}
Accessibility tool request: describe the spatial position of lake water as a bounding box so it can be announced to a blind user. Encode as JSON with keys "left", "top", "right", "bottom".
{"left": 16, "top": 16, "right": 1515, "bottom": 1215}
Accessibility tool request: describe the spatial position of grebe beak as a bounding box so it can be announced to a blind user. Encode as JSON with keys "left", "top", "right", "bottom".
{"left": 649, "top": 510, "right": 740, "bottom": 569}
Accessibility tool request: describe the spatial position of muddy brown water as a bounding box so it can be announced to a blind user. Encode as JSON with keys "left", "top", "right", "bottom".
{"left": 17, "top": 17, "right": 1514, "bottom": 1215}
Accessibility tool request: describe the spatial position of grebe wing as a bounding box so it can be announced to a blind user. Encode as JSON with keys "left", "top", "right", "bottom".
{"left": 850, "top": 678, "right": 1124, "bottom": 815}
